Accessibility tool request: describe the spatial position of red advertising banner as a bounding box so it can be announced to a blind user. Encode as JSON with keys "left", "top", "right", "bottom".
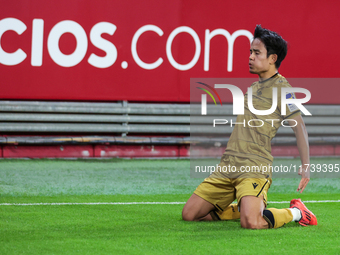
{"left": 0, "top": 0, "right": 339, "bottom": 103}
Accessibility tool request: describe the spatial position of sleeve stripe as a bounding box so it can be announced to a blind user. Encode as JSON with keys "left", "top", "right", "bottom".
{"left": 283, "top": 110, "right": 301, "bottom": 120}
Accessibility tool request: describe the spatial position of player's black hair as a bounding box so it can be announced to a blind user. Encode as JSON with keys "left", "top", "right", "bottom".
{"left": 254, "top": 25, "right": 287, "bottom": 69}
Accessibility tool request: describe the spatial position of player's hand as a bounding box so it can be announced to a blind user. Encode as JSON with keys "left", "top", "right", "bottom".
{"left": 297, "top": 166, "right": 310, "bottom": 193}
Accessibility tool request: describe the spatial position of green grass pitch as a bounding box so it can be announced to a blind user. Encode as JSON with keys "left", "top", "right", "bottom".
{"left": 1, "top": 158, "right": 340, "bottom": 254}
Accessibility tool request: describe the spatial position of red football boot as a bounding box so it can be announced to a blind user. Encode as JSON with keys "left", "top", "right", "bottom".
{"left": 290, "top": 199, "right": 318, "bottom": 226}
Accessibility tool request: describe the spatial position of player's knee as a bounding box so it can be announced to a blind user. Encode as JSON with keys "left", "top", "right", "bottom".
{"left": 241, "top": 220, "right": 257, "bottom": 229}
{"left": 182, "top": 207, "right": 195, "bottom": 221}
{"left": 240, "top": 216, "right": 261, "bottom": 229}
{"left": 240, "top": 217, "right": 251, "bottom": 229}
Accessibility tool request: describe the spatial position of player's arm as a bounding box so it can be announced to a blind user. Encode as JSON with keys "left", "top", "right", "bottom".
{"left": 288, "top": 114, "right": 310, "bottom": 193}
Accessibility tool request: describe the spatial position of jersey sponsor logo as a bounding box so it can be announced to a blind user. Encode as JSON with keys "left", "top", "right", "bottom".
{"left": 252, "top": 183, "right": 259, "bottom": 189}
{"left": 286, "top": 92, "right": 299, "bottom": 113}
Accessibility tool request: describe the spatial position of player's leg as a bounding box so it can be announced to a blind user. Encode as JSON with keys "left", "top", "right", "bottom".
{"left": 239, "top": 195, "right": 269, "bottom": 229}
{"left": 263, "top": 207, "right": 295, "bottom": 228}
{"left": 263, "top": 201, "right": 318, "bottom": 228}
{"left": 236, "top": 177, "right": 272, "bottom": 229}
{"left": 240, "top": 195, "right": 317, "bottom": 228}
{"left": 182, "top": 168, "right": 237, "bottom": 221}
{"left": 182, "top": 193, "right": 240, "bottom": 221}
{"left": 239, "top": 196, "right": 297, "bottom": 229}
{"left": 239, "top": 195, "right": 293, "bottom": 229}
{"left": 182, "top": 193, "right": 215, "bottom": 221}
{"left": 237, "top": 178, "right": 316, "bottom": 228}
{"left": 240, "top": 195, "right": 293, "bottom": 229}
{"left": 216, "top": 203, "right": 240, "bottom": 220}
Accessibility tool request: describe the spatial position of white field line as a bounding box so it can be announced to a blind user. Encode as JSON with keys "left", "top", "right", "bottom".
{"left": 0, "top": 200, "right": 340, "bottom": 206}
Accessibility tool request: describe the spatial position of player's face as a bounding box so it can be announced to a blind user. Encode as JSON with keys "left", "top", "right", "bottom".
{"left": 249, "top": 39, "right": 273, "bottom": 77}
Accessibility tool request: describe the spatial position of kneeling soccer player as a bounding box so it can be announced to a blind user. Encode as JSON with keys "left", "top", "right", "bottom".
{"left": 182, "top": 25, "right": 317, "bottom": 229}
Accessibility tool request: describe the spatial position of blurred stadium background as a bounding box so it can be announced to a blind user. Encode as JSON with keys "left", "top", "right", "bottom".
{"left": 0, "top": 0, "right": 339, "bottom": 158}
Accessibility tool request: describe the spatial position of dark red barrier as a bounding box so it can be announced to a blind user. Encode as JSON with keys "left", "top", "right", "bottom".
{"left": 2, "top": 144, "right": 340, "bottom": 158}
